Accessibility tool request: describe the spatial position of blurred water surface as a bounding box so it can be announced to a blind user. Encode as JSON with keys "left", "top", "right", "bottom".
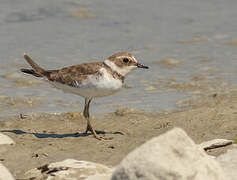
{"left": 0, "top": 0, "right": 237, "bottom": 116}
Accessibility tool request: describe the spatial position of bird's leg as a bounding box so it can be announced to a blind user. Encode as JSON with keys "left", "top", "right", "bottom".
{"left": 83, "top": 98, "right": 106, "bottom": 140}
{"left": 83, "top": 98, "right": 92, "bottom": 134}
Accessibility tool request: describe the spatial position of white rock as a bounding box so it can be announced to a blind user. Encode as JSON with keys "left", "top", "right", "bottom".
{"left": 217, "top": 149, "right": 237, "bottom": 180}
{"left": 112, "top": 128, "right": 225, "bottom": 180}
{"left": 199, "top": 139, "right": 233, "bottom": 151}
{"left": 24, "top": 159, "right": 112, "bottom": 180}
{"left": 0, "top": 163, "right": 15, "bottom": 180}
{"left": 0, "top": 133, "right": 15, "bottom": 145}
{"left": 85, "top": 171, "right": 113, "bottom": 180}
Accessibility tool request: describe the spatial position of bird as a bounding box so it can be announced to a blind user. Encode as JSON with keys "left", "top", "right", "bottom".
{"left": 21, "top": 52, "right": 149, "bottom": 140}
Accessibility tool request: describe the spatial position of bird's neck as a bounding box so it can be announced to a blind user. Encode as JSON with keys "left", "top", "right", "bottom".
{"left": 103, "top": 60, "right": 125, "bottom": 83}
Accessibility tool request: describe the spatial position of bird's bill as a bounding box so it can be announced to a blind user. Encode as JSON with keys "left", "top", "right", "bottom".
{"left": 136, "top": 63, "right": 149, "bottom": 69}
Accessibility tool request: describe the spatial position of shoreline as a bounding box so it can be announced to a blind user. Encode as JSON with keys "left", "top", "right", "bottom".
{"left": 0, "top": 91, "right": 237, "bottom": 178}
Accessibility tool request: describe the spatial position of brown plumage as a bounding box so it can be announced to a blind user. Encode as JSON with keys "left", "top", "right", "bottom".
{"left": 21, "top": 52, "right": 148, "bottom": 140}
{"left": 21, "top": 54, "right": 125, "bottom": 87}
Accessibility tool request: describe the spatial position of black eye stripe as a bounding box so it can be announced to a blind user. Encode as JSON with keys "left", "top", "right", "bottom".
{"left": 123, "top": 58, "right": 129, "bottom": 63}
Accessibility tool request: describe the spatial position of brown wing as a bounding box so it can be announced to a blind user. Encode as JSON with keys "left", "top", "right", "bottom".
{"left": 46, "top": 62, "right": 104, "bottom": 87}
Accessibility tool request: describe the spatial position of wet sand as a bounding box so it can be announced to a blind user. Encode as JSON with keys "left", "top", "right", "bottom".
{"left": 0, "top": 90, "right": 237, "bottom": 178}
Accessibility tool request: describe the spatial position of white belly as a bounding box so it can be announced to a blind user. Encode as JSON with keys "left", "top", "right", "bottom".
{"left": 49, "top": 68, "right": 123, "bottom": 98}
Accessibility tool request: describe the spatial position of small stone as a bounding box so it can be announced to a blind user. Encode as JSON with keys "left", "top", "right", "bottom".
{"left": 199, "top": 139, "right": 233, "bottom": 151}
{"left": 24, "top": 159, "right": 112, "bottom": 180}
{"left": 0, "top": 133, "right": 15, "bottom": 145}
{"left": 108, "top": 145, "right": 115, "bottom": 149}
{"left": 0, "top": 163, "right": 15, "bottom": 180}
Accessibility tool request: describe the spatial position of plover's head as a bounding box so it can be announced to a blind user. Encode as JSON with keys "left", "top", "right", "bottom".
{"left": 104, "top": 52, "right": 148, "bottom": 76}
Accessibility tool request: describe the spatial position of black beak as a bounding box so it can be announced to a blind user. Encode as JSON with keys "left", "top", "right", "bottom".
{"left": 136, "top": 63, "right": 149, "bottom": 69}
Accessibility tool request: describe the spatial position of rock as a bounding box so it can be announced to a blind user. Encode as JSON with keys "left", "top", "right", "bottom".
{"left": 112, "top": 128, "right": 225, "bottom": 180}
{"left": 216, "top": 149, "right": 237, "bottom": 180}
{"left": 0, "top": 133, "right": 15, "bottom": 145}
{"left": 0, "top": 163, "right": 15, "bottom": 180}
{"left": 24, "top": 159, "right": 112, "bottom": 180}
{"left": 85, "top": 171, "right": 113, "bottom": 180}
{"left": 199, "top": 139, "right": 233, "bottom": 151}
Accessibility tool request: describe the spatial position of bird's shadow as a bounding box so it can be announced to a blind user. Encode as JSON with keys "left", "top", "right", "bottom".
{"left": 0, "top": 129, "right": 124, "bottom": 139}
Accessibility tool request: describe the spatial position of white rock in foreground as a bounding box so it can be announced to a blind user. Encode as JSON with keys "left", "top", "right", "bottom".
{"left": 217, "top": 149, "right": 237, "bottom": 180}
{"left": 0, "top": 163, "right": 15, "bottom": 180}
{"left": 0, "top": 133, "right": 15, "bottom": 145}
{"left": 85, "top": 172, "right": 113, "bottom": 180}
{"left": 112, "top": 128, "right": 225, "bottom": 180}
{"left": 24, "top": 159, "right": 112, "bottom": 180}
{"left": 199, "top": 139, "right": 233, "bottom": 150}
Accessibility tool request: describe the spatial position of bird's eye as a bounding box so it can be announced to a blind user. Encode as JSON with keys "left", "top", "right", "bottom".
{"left": 123, "top": 58, "right": 129, "bottom": 63}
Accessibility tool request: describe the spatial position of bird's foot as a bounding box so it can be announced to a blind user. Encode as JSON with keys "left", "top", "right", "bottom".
{"left": 94, "top": 134, "right": 113, "bottom": 140}
{"left": 84, "top": 125, "right": 112, "bottom": 140}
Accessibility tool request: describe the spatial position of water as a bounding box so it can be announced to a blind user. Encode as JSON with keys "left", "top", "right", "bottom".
{"left": 0, "top": 0, "right": 236, "bottom": 116}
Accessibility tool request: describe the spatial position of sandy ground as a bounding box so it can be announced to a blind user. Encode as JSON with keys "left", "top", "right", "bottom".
{"left": 0, "top": 90, "right": 237, "bottom": 179}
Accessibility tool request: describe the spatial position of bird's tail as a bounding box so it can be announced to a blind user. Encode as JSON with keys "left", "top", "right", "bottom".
{"left": 20, "top": 54, "right": 46, "bottom": 77}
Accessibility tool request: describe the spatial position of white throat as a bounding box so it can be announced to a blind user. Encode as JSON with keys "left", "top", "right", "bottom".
{"left": 104, "top": 59, "right": 136, "bottom": 76}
